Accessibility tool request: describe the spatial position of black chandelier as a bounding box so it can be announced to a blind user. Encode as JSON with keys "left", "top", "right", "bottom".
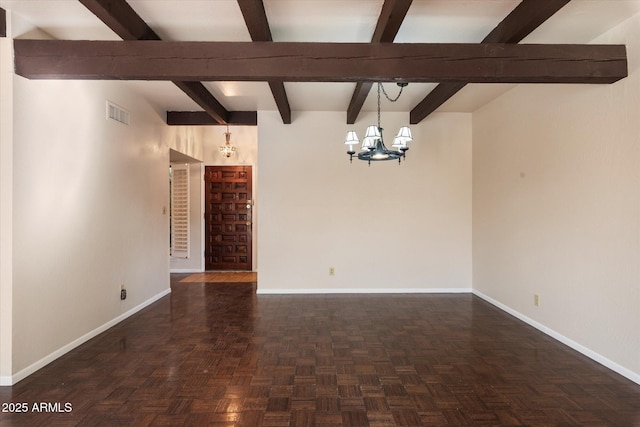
{"left": 344, "top": 82, "right": 413, "bottom": 165}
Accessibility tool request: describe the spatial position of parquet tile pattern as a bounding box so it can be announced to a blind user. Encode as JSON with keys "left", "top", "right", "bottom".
{"left": 1, "top": 275, "right": 639, "bottom": 426}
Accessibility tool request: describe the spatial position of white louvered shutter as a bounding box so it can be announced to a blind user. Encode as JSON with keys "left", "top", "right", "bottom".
{"left": 170, "top": 163, "right": 190, "bottom": 258}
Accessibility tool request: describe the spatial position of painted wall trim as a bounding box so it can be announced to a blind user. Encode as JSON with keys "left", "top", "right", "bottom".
{"left": 7, "top": 288, "right": 171, "bottom": 386}
{"left": 169, "top": 268, "right": 203, "bottom": 273}
{"left": 473, "top": 290, "right": 640, "bottom": 386}
{"left": 257, "top": 287, "right": 472, "bottom": 295}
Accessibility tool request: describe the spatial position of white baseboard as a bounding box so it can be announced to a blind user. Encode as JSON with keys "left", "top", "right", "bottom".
{"left": 169, "top": 269, "right": 202, "bottom": 273}
{"left": 473, "top": 289, "right": 640, "bottom": 386}
{"left": 8, "top": 288, "right": 172, "bottom": 386}
{"left": 5, "top": 287, "right": 637, "bottom": 388}
{"left": 257, "top": 287, "right": 472, "bottom": 295}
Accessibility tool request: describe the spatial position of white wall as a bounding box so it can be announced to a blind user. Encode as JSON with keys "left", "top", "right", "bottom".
{"left": 258, "top": 110, "right": 472, "bottom": 292}
{"left": 164, "top": 126, "right": 204, "bottom": 162}
{"left": 0, "top": 12, "right": 174, "bottom": 381}
{"left": 473, "top": 14, "right": 640, "bottom": 381}
{"left": 202, "top": 125, "right": 258, "bottom": 167}
{"left": 0, "top": 17, "right": 14, "bottom": 384}
{"left": 9, "top": 76, "right": 172, "bottom": 378}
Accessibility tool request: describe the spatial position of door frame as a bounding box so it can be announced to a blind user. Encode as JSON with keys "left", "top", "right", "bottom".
{"left": 201, "top": 163, "right": 257, "bottom": 272}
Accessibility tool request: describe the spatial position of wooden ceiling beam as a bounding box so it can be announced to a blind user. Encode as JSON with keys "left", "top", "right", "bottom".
{"left": 167, "top": 111, "right": 257, "bottom": 126}
{"left": 79, "top": 0, "right": 236, "bottom": 125}
{"left": 346, "top": 0, "right": 413, "bottom": 124}
{"left": 1, "top": 8, "right": 6, "bottom": 38}
{"left": 78, "top": 0, "right": 160, "bottom": 40}
{"left": 410, "top": 0, "right": 571, "bottom": 124}
{"left": 237, "top": 0, "right": 272, "bottom": 41}
{"left": 237, "top": 0, "right": 291, "bottom": 124}
{"left": 346, "top": 82, "right": 373, "bottom": 124}
{"left": 172, "top": 81, "right": 229, "bottom": 125}
{"left": 14, "top": 40, "right": 627, "bottom": 84}
{"left": 483, "top": 0, "right": 573, "bottom": 44}
{"left": 267, "top": 81, "right": 291, "bottom": 124}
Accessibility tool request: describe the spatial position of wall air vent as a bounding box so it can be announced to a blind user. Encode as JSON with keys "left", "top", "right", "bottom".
{"left": 106, "top": 101, "right": 130, "bottom": 125}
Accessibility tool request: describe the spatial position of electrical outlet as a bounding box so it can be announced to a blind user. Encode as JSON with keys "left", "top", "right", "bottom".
{"left": 329, "top": 267, "right": 335, "bottom": 276}
{"left": 120, "top": 285, "right": 127, "bottom": 300}
{"left": 534, "top": 294, "right": 540, "bottom": 307}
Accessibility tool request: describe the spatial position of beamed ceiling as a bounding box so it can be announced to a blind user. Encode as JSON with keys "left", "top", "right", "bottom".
{"left": 1, "top": 0, "right": 639, "bottom": 126}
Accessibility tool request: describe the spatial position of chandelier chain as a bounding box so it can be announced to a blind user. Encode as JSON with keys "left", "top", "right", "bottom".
{"left": 377, "top": 82, "right": 404, "bottom": 129}
{"left": 379, "top": 82, "right": 404, "bottom": 103}
{"left": 377, "top": 82, "right": 381, "bottom": 129}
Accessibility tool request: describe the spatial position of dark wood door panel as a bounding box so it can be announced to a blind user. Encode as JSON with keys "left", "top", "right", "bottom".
{"left": 204, "top": 166, "right": 252, "bottom": 271}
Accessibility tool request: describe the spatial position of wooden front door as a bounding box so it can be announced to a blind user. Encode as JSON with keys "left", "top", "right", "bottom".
{"left": 204, "top": 166, "right": 253, "bottom": 271}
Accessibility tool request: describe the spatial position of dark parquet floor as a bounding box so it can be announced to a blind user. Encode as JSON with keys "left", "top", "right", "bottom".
{"left": 1, "top": 275, "right": 639, "bottom": 426}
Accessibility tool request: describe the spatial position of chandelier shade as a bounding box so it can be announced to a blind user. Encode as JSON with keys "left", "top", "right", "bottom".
{"left": 344, "top": 130, "right": 359, "bottom": 152}
{"left": 392, "top": 126, "right": 412, "bottom": 152}
{"left": 362, "top": 125, "right": 381, "bottom": 150}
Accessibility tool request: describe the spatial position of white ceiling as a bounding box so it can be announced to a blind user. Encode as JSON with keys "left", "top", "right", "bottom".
{"left": 2, "top": 0, "right": 640, "bottom": 117}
